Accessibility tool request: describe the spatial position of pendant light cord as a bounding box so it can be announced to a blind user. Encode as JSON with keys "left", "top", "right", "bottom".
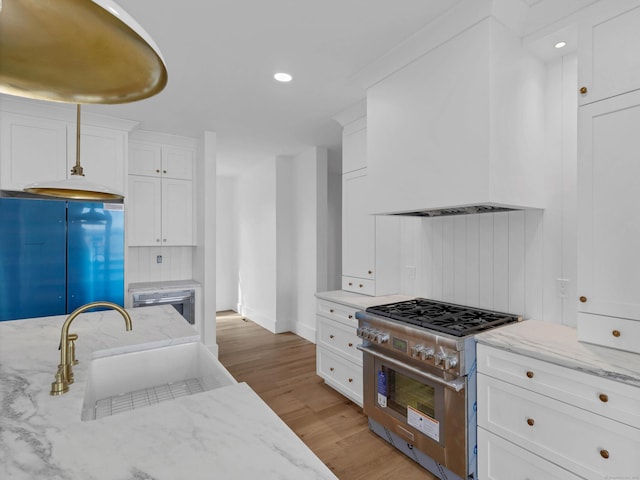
{"left": 70, "top": 104, "right": 84, "bottom": 176}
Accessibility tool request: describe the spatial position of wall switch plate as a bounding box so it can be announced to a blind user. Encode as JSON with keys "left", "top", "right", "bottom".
{"left": 557, "top": 278, "right": 569, "bottom": 298}
{"left": 156, "top": 255, "right": 163, "bottom": 264}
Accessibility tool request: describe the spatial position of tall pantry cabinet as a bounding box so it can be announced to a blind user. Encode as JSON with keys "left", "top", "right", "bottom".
{"left": 577, "top": 2, "right": 640, "bottom": 354}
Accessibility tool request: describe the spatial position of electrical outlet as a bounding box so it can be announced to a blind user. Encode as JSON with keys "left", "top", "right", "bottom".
{"left": 557, "top": 278, "right": 569, "bottom": 298}
{"left": 156, "top": 255, "right": 163, "bottom": 264}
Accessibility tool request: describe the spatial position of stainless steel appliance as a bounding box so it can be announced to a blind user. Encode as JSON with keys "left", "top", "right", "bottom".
{"left": 132, "top": 289, "right": 196, "bottom": 325}
{"left": 356, "top": 298, "right": 521, "bottom": 480}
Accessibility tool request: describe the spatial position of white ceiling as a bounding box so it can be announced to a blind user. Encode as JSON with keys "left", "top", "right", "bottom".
{"left": 84, "top": 1, "right": 464, "bottom": 176}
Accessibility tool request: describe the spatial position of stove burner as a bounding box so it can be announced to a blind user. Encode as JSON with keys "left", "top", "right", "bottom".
{"left": 366, "top": 298, "right": 520, "bottom": 337}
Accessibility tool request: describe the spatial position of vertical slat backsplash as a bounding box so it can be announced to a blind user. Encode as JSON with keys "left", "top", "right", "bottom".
{"left": 410, "top": 209, "right": 543, "bottom": 319}
{"left": 127, "top": 246, "right": 194, "bottom": 284}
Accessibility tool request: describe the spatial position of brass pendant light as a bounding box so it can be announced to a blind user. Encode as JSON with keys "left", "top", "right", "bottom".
{"left": 24, "top": 105, "right": 124, "bottom": 201}
{"left": 0, "top": 0, "right": 167, "bottom": 104}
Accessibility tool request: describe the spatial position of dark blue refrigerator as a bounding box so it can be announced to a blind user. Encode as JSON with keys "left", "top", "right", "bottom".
{"left": 0, "top": 197, "right": 125, "bottom": 321}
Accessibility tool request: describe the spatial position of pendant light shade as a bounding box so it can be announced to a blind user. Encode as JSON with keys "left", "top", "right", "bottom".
{"left": 0, "top": 0, "right": 167, "bottom": 104}
{"left": 24, "top": 105, "right": 124, "bottom": 201}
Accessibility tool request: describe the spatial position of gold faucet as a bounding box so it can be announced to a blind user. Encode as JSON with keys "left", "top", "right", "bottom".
{"left": 50, "top": 301, "right": 133, "bottom": 396}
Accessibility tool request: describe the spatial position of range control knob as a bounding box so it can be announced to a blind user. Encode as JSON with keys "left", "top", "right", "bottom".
{"left": 376, "top": 333, "right": 390, "bottom": 344}
{"left": 411, "top": 344, "right": 425, "bottom": 358}
{"left": 435, "top": 352, "right": 458, "bottom": 370}
{"left": 356, "top": 327, "right": 366, "bottom": 338}
{"left": 420, "top": 347, "right": 435, "bottom": 361}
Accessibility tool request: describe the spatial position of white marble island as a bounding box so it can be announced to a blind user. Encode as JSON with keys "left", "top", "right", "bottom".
{"left": 0, "top": 305, "right": 337, "bottom": 480}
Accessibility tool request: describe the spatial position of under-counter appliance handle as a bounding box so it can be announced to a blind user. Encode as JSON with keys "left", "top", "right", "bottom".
{"left": 134, "top": 295, "right": 190, "bottom": 305}
{"left": 357, "top": 344, "right": 465, "bottom": 392}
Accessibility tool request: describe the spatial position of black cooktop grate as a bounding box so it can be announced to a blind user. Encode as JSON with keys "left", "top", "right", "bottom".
{"left": 365, "top": 298, "right": 521, "bottom": 337}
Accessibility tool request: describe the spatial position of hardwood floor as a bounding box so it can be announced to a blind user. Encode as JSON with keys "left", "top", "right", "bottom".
{"left": 216, "top": 311, "right": 436, "bottom": 480}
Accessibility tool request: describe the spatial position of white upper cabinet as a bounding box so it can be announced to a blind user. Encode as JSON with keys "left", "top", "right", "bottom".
{"left": 578, "top": 4, "right": 640, "bottom": 105}
{"left": 0, "top": 112, "right": 68, "bottom": 190}
{"left": 366, "top": 17, "right": 545, "bottom": 215}
{"left": 341, "top": 118, "right": 367, "bottom": 173}
{"left": 129, "top": 140, "right": 194, "bottom": 180}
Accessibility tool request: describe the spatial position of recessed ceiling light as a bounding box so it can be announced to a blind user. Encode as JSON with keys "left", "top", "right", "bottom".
{"left": 554, "top": 41, "right": 567, "bottom": 49}
{"left": 274, "top": 72, "right": 292, "bottom": 83}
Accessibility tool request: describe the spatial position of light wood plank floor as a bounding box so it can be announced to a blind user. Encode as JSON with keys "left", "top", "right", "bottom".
{"left": 216, "top": 311, "right": 436, "bottom": 480}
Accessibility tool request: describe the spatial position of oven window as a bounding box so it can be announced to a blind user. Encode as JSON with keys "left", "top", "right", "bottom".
{"left": 384, "top": 366, "right": 435, "bottom": 420}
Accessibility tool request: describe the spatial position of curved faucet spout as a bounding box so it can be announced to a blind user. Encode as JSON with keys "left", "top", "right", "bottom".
{"left": 51, "top": 301, "right": 133, "bottom": 396}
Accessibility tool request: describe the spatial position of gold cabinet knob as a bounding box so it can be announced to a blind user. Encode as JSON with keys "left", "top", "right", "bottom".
{"left": 348, "top": 378, "right": 353, "bottom": 383}
{"left": 580, "top": 86, "right": 588, "bottom": 94}
{"left": 359, "top": 284, "right": 364, "bottom": 288}
{"left": 348, "top": 342, "right": 353, "bottom": 347}
{"left": 348, "top": 282, "right": 353, "bottom": 286}
{"left": 163, "top": 170, "right": 167, "bottom": 174}
{"left": 329, "top": 309, "right": 334, "bottom": 313}
{"left": 599, "top": 393, "right": 609, "bottom": 403}
{"left": 155, "top": 169, "right": 160, "bottom": 173}
{"left": 368, "top": 270, "right": 373, "bottom": 275}
{"left": 579, "top": 296, "right": 587, "bottom": 303}
{"left": 329, "top": 367, "right": 334, "bottom": 372}
{"left": 526, "top": 418, "right": 535, "bottom": 426}
{"left": 526, "top": 371, "right": 534, "bottom": 379}
{"left": 329, "top": 334, "right": 334, "bottom": 339}
{"left": 600, "top": 449, "right": 610, "bottom": 459}
{"left": 348, "top": 314, "right": 353, "bottom": 319}
{"left": 612, "top": 330, "right": 621, "bottom": 338}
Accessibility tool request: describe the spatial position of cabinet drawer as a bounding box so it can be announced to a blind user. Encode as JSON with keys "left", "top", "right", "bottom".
{"left": 316, "top": 299, "right": 357, "bottom": 326}
{"left": 317, "top": 348, "right": 363, "bottom": 406}
{"left": 477, "top": 344, "right": 640, "bottom": 428}
{"left": 578, "top": 312, "right": 640, "bottom": 355}
{"left": 478, "top": 428, "right": 582, "bottom": 480}
{"left": 342, "top": 276, "right": 375, "bottom": 296}
{"left": 478, "top": 374, "right": 640, "bottom": 480}
{"left": 317, "top": 316, "right": 362, "bottom": 365}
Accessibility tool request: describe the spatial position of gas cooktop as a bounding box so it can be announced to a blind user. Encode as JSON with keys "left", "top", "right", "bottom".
{"left": 365, "top": 298, "right": 521, "bottom": 337}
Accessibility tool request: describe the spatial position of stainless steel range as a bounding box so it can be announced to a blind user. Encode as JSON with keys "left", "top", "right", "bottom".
{"left": 356, "top": 298, "right": 521, "bottom": 480}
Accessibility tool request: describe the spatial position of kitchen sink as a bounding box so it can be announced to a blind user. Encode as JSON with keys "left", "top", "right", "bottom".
{"left": 81, "top": 341, "right": 236, "bottom": 421}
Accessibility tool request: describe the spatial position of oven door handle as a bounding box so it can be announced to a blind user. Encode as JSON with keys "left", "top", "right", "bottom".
{"left": 357, "top": 345, "right": 466, "bottom": 392}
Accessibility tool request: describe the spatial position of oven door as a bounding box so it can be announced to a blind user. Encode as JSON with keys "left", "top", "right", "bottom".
{"left": 360, "top": 345, "right": 468, "bottom": 478}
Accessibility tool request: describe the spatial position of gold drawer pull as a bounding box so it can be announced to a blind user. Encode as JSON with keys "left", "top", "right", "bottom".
{"left": 329, "top": 367, "right": 334, "bottom": 372}
{"left": 600, "top": 449, "right": 609, "bottom": 459}
{"left": 348, "top": 342, "right": 353, "bottom": 347}
{"left": 329, "top": 309, "right": 334, "bottom": 313}
{"left": 348, "top": 315, "right": 353, "bottom": 319}
{"left": 359, "top": 284, "right": 364, "bottom": 288}
{"left": 579, "top": 86, "right": 588, "bottom": 94}
{"left": 368, "top": 270, "right": 373, "bottom": 274}
{"left": 526, "top": 371, "right": 534, "bottom": 379}
{"left": 329, "top": 335, "right": 334, "bottom": 339}
{"left": 599, "top": 393, "right": 609, "bottom": 403}
{"left": 526, "top": 418, "right": 535, "bottom": 426}
{"left": 348, "top": 282, "right": 353, "bottom": 286}
{"left": 348, "top": 378, "right": 353, "bottom": 383}
{"left": 612, "top": 330, "right": 621, "bottom": 337}
{"left": 579, "top": 296, "right": 587, "bottom": 303}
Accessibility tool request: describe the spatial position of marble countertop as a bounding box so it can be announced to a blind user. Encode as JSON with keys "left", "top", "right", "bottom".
{"left": 315, "top": 290, "right": 413, "bottom": 309}
{"left": 0, "top": 305, "right": 337, "bottom": 479}
{"left": 476, "top": 319, "right": 640, "bottom": 388}
{"left": 128, "top": 279, "right": 201, "bottom": 292}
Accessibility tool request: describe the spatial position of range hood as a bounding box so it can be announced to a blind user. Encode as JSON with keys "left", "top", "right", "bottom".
{"left": 386, "top": 204, "right": 520, "bottom": 218}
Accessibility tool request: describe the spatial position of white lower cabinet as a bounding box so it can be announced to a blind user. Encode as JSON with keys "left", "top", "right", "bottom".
{"left": 316, "top": 298, "right": 362, "bottom": 406}
{"left": 477, "top": 344, "right": 640, "bottom": 480}
{"left": 478, "top": 429, "right": 582, "bottom": 480}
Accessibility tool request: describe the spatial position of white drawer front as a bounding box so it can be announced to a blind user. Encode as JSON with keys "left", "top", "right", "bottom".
{"left": 316, "top": 299, "right": 357, "bottom": 326}
{"left": 317, "top": 348, "right": 363, "bottom": 406}
{"left": 317, "top": 316, "right": 362, "bottom": 364}
{"left": 478, "top": 374, "right": 640, "bottom": 480}
{"left": 342, "top": 276, "right": 375, "bottom": 296}
{"left": 478, "top": 428, "right": 582, "bottom": 480}
{"left": 578, "top": 312, "right": 640, "bottom": 355}
{"left": 477, "top": 344, "right": 640, "bottom": 428}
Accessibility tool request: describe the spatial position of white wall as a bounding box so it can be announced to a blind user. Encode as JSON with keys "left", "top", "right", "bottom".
{"left": 326, "top": 148, "right": 342, "bottom": 291}
{"left": 399, "top": 53, "right": 578, "bottom": 326}
{"left": 215, "top": 176, "right": 238, "bottom": 311}
{"left": 235, "top": 159, "right": 278, "bottom": 330}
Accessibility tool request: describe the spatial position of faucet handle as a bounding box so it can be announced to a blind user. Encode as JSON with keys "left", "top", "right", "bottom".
{"left": 68, "top": 333, "right": 79, "bottom": 365}
{"left": 50, "top": 365, "right": 70, "bottom": 396}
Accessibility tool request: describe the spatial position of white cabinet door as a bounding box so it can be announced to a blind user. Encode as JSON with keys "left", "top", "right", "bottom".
{"left": 342, "top": 125, "right": 366, "bottom": 173}
{"left": 127, "top": 175, "right": 162, "bottom": 246}
{"left": 162, "top": 178, "right": 194, "bottom": 246}
{"left": 162, "top": 146, "right": 194, "bottom": 180}
{"left": 578, "top": 4, "right": 640, "bottom": 105}
{"left": 129, "top": 141, "right": 162, "bottom": 177}
{"left": 0, "top": 113, "right": 67, "bottom": 190}
{"left": 577, "top": 90, "right": 640, "bottom": 324}
{"left": 342, "top": 168, "right": 375, "bottom": 280}
{"left": 69, "top": 125, "right": 126, "bottom": 195}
